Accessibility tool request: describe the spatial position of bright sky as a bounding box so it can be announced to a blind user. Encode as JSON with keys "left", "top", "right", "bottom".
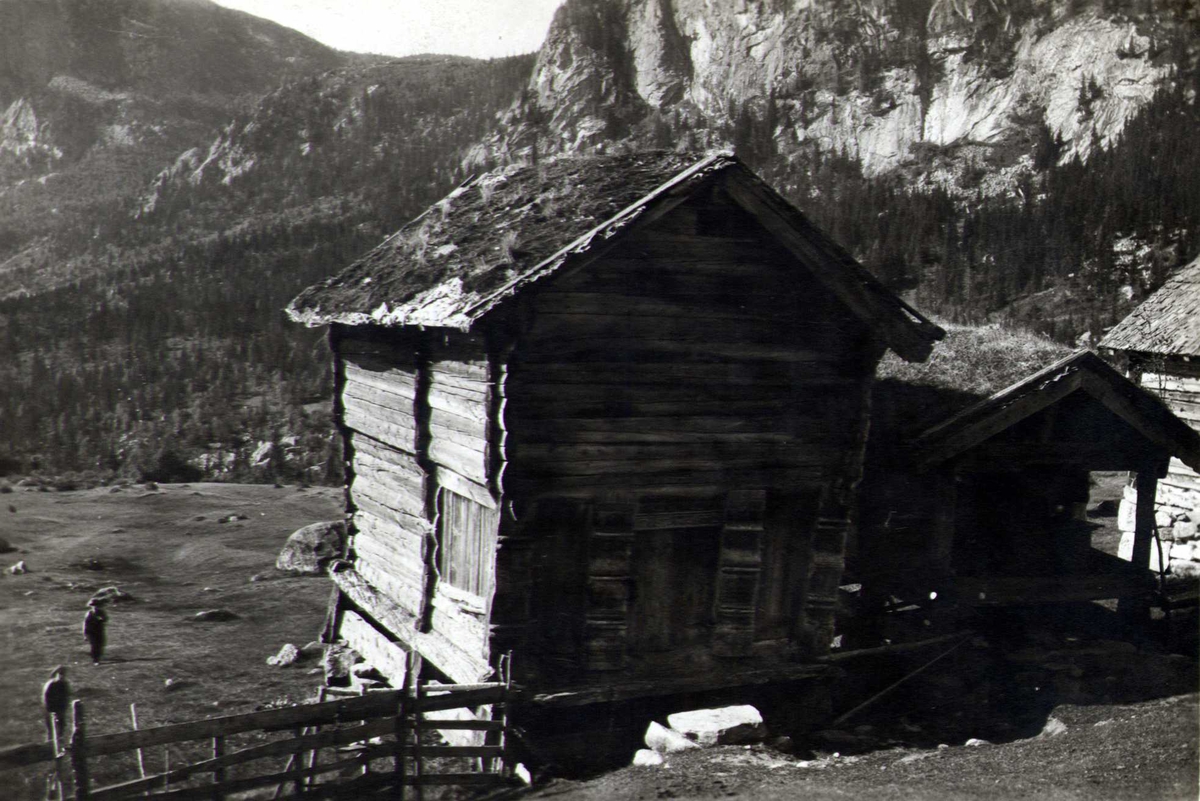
{"left": 213, "top": 0, "right": 564, "bottom": 59}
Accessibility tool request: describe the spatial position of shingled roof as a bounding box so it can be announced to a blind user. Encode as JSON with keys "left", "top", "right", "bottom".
{"left": 287, "top": 151, "right": 944, "bottom": 361}
{"left": 911, "top": 350, "right": 1200, "bottom": 471}
{"left": 1100, "top": 254, "right": 1200, "bottom": 355}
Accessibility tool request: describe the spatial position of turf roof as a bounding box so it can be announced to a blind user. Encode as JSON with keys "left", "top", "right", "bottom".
{"left": 287, "top": 151, "right": 722, "bottom": 329}
{"left": 913, "top": 349, "right": 1200, "bottom": 471}
{"left": 286, "top": 150, "right": 942, "bottom": 360}
{"left": 1100, "top": 254, "right": 1200, "bottom": 356}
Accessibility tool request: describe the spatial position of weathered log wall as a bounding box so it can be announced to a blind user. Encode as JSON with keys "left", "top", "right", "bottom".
{"left": 333, "top": 328, "right": 501, "bottom": 686}
{"left": 497, "top": 193, "right": 880, "bottom": 681}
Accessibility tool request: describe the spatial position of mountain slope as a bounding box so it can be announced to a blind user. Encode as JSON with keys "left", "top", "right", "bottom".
{"left": 0, "top": 0, "right": 346, "bottom": 295}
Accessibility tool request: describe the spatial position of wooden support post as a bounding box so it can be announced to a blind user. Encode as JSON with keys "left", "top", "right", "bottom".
{"left": 210, "top": 737, "right": 224, "bottom": 801}
{"left": 1119, "top": 468, "right": 1160, "bottom": 631}
{"left": 68, "top": 701, "right": 88, "bottom": 801}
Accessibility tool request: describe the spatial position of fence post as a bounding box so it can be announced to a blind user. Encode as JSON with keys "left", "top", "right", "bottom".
{"left": 129, "top": 704, "right": 147, "bottom": 783}
{"left": 211, "top": 736, "right": 224, "bottom": 801}
{"left": 68, "top": 701, "right": 88, "bottom": 801}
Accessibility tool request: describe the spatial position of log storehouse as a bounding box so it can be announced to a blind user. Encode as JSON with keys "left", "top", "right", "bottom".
{"left": 287, "top": 151, "right": 944, "bottom": 758}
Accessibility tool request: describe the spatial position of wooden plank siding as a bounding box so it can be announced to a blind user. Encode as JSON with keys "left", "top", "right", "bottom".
{"left": 334, "top": 329, "right": 503, "bottom": 688}
{"left": 500, "top": 200, "right": 879, "bottom": 678}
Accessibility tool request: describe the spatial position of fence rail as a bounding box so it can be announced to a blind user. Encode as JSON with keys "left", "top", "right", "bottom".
{"left": 4, "top": 675, "right": 516, "bottom": 800}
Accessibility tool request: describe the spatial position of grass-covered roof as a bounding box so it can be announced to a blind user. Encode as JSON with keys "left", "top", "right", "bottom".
{"left": 1100, "top": 254, "right": 1200, "bottom": 356}
{"left": 287, "top": 151, "right": 723, "bottom": 329}
{"left": 286, "top": 150, "right": 942, "bottom": 360}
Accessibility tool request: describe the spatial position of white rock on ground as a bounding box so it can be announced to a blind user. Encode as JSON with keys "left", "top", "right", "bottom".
{"left": 666, "top": 704, "right": 766, "bottom": 746}
{"left": 645, "top": 720, "right": 701, "bottom": 753}
{"left": 632, "top": 749, "right": 665, "bottom": 767}
{"left": 267, "top": 643, "right": 301, "bottom": 667}
{"left": 9, "top": 560, "right": 27, "bottom": 574}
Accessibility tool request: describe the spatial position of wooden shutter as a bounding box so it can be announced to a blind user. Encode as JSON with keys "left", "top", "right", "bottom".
{"left": 713, "top": 489, "right": 766, "bottom": 655}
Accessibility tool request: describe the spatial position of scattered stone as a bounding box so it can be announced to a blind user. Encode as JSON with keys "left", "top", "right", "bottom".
{"left": 249, "top": 573, "right": 267, "bottom": 582}
{"left": 322, "top": 644, "right": 362, "bottom": 682}
{"left": 276, "top": 521, "right": 346, "bottom": 575}
{"left": 267, "top": 643, "right": 301, "bottom": 667}
{"left": 109, "top": 487, "right": 122, "bottom": 493}
{"left": 645, "top": 721, "right": 701, "bottom": 754}
{"left": 899, "top": 752, "right": 932, "bottom": 764}
{"left": 632, "top": 749, "right": 665, "bottom": 767}
{"left": 202, "top": 587, "right": 217, "bottom": 592}
{"left": 1039, "top": 717, "right": 1068, "bottom": 738}
{"left": 667, "top": 705, "right": 766, "bottom": 746}
{"left": 192, "top": 609, "right": 239, "bottom": 622}
{"left": 89, "top": 586, "right": 134, "bottom": 605}
{"left": 514, "top": 763, "right": 533, "bottom": 785}
{"left": 1088, "top": 499, "right": 1120, "bottom": 517}
{"left": 351, "top": 664, "right": 385, "bottom": 681}
{"left": 301, "top": 641, "right": 326, "bottom": 659}
{"left": 937, "top": 744, "right": 950, "bottom": 750}
{"left": 965, "top": 738, "right": 990, "bottom": 747}
{"left": 110, "top": 527, "right": 126, "bottom": 533}
{"left": 10, "top": 560, "right": 28, "bottom": 574}
{"left": 0, "top": 537, "right": 15, "bottom": 554}
{"left": 144, "top": 482, "right": 159, "bottom": 492}
{"left": 1093, "top": 719, "right": 1114, "bottom": 727}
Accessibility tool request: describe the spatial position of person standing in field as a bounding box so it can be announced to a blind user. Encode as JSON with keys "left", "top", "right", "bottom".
{"left": 83, "top": 600, "right": 107, "bottom": 664}
{"left": 42, "top": 666, "right": 69, "bottom": 743}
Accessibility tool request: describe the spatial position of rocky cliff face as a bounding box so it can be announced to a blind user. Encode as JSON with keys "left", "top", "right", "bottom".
{"left": 478, "top": 0, "right": 1186, "bottom": 193}
{"left": 0, "top": 0, "right": 343, "bottom": 195}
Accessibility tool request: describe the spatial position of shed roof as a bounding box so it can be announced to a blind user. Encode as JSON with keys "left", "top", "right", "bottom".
{"left": 286, "top": 151, "right": 944, "bottom": 362}
{"left": 1100, "top": 254, "right": 1200, "bottom": 356}
{"left": 912, "top": 350, "right": 1200, "bottom": 472}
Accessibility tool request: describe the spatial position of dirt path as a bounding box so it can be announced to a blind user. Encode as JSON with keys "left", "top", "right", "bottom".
{"left": 531, "top": 693, "right": 1198, "bottom": 801}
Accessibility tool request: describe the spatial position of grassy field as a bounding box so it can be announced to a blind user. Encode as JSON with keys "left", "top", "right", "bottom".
{"left": 0, "top": 482, "right": 342, "bottom": 799}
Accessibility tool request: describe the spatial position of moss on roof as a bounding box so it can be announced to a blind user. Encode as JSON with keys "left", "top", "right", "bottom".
{"left": 287, "top": 151, "right": 723, "bottom": 329}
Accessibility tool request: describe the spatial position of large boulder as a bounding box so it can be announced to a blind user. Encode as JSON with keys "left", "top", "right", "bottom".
{"left": 666, "top": 705, "right": 766, "bottom": 746}
{"left": 276, "top": 521, "right": 346, "bottom": 575}
{"left": 644, "top": 721, "right": 700, "bottom": 754}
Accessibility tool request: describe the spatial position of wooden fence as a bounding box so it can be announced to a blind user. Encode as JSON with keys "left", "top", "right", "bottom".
{"left": 0, "top": 678, "right": 516, "bottom": 800}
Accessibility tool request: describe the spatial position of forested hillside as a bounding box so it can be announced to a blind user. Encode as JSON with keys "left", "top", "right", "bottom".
{"left": 1, "top": 0, "right": 1198, "bottom": 484}
{"left": 0, "top": 54, "right": 535, "bottom": 483}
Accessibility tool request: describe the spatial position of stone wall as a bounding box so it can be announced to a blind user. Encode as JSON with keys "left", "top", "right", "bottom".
{"left": 1118, "top": 477, "right": 1200, "bottom": 579}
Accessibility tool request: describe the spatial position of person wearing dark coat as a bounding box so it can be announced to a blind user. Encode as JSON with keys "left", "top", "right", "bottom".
{"left": 83, "top": 600, "right": 107, "bottom": 664}
{"left": 42, "top": 666, "right": 69, "bottom": 743}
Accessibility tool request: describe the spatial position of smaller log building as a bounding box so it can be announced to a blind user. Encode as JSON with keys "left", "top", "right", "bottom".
{"left": 1101, "top": 254, "right": 1200, "bottom": 576}
{"left": 287, "top": 152, "right": 943, "bottom": 725}
{"left": 854, "top": 350, "right": 1200, "bottom": 631}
